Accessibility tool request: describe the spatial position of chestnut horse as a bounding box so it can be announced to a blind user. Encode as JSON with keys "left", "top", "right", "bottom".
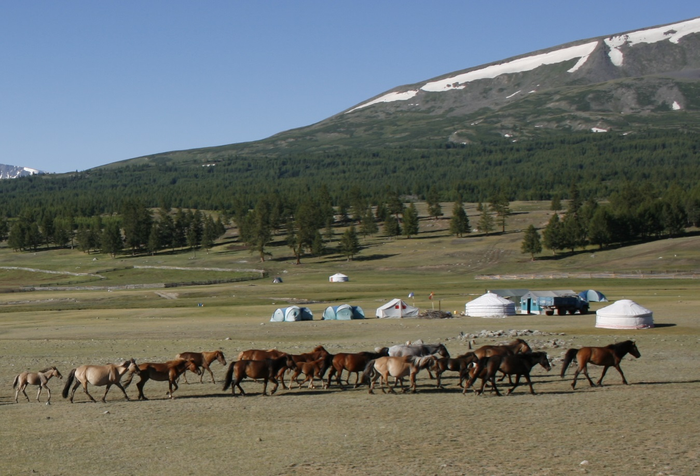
{"left": 123, "top": 359, "right": 200, "bottom": 400}
{"left": 282, "top": 346, "right": 331, "bottom": 389}
{"left": 465, "top": 352, "right": 551, "bottom": 396}
{"left": 289, "top": 356, "right": 333, "bottom": 389}
{"left": 175, "top": 350, "right": 227, "bottom": 384}
{"left": 433, "top": 352, "right": 479, "bottom": 389}
{"left": 222, "top": 355, "right": 295, "bottom": 396}
{"left": 13, "top": 367, "right": 63, "bottom": 404}
{"left": 473, "top": 338, "right": 532, "bottom": 358}
{"left": 326, "top": 349, "right": 389, "bottom": 389}
{"left": 561, "top": 340, "right": 640, "bottom": 390}
{"left": 62, "top": 359, "right": 140, "bottom": 403}
{"left": 363, "top": 355, "right": 436, "bottom": 394}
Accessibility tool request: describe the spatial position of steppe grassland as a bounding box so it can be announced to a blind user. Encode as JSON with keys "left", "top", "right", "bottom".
{"left": 1, "top": 201, "right": 699, "bottom": 475}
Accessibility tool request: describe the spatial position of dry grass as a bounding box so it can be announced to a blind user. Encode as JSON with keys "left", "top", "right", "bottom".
{"left": 1, "top": 203, "right": 699, "bottom": 475}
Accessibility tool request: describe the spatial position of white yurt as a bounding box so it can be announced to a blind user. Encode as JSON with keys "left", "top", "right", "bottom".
{"left": 270, "top": 306, "right": 314, "bottom": 322}
{"left": 595, "top": 299, "right": 654, "bottom": 329}
{"left": 329, "top": 273, "right": 349, "bottom": 283}
{"left": 465, "top": 292, "right": 517, "bottom": 318}
{"left": 376, "top": 298, "right": 419, "bottom": 318}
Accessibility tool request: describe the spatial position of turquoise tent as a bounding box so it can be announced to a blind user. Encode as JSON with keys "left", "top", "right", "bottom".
{"left": 579, "top": 289, "right": 608, "bottom": 302}
{"left": 322, "top": 304, "right": 365, "bottom": 320}
{"left": 270, "top": 306, "right": 314, "bottom": 322}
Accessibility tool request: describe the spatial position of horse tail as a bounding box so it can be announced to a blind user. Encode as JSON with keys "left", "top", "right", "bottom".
{"left": 62, "top": 369, "right": 76, "bottom": 399}
{"left": 560, "top": 348, "right": 579, "bottom": 378}
{"left": 361, "top": 359, "right": 377, "bottom": 385}
{"left": 12, "top": 374, "right": 19, "bottom": 389}
{"left": 222, "top": 362, "right": 235, "bottom": 391}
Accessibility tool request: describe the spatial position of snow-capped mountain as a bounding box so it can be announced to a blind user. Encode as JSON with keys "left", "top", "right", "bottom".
{"left": 0, "top": 164, "right": 45, "bottom": 179}
{"left": 116, "top": 16, "right": 700, "bottom": 166}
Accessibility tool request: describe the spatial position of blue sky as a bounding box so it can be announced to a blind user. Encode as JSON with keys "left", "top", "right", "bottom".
{"left": 1, "top": 2, "right": 697, "bottom": 173}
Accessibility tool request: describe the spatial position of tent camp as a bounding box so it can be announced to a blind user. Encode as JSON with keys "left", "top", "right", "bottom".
{"left": 322, "top": 304, "right": 365, "bottom": 320}
{"left": 329, "top": 273, "right": 349, "bottom": 283}
{"left": 465, "top": 292, "right": 516, "bottom": 318}
{"left": 579, "top": 289, "right": 607, "bottom": 302}
{"left": 270, "top": 306, "right": 314, "bottom": 322}
{"left": 376, "top": 299, "right": 419, "bottom": 318}
{"left": 596, "top": 299, "right": 654, "bottom": 329}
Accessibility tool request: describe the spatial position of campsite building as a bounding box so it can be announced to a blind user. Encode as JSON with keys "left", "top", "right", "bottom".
{"left": 322, "top": 304, "right": 365, "bottom": 320}
{"left": 595, "top": 299, "right": 654, "bottom": 329}
{"left": 465, "top": 292, "right": 517, "bottom": 318}
{"left": 376, "top": 299, "right": 419, "bottom": 318}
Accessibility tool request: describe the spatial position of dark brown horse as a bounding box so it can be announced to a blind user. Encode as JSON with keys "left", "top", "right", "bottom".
{"left": 123, "top": 359, "right": 200, "bottom": 400}
{"left": 561, "top": 340, "right": 640, "bottom": 389}
{"left": 474, "top": 338, "right": 532, "bottom": 383}
{"left": 465, "top": 352, "right": 551, "bottom": 396}
{"left": 222, "top": 355, "right": 295, "bottom": 396}
{"left": 433, "top": 352, "right": 479, "bottom": 389}
{"left": 326, "top": 349, "right": 389, "bottom": 389}
{"left": 175, "top": 350, "right": 227, "bottom": 384}
{"left": 236, "top": 348, "right": 287, "bottom": 361}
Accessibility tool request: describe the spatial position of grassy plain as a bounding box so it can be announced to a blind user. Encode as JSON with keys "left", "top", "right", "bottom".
{"left": 1, "top": 202, "right": 699, "bottom": 475}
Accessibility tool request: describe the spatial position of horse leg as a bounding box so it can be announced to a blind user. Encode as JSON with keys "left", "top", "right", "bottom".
{"left": 45, "top": 385, "right": 52, "bottom": 404}
{"left": 182, "top": 370, "right": 190, "bottom": 384}
{"left": 136, "top": 378, "right": 148, "bottom": 400}
{"left": 36, "top": 385, "right": 43, "bottom": 403}
{"left": 261, "top": 377, "right": 269, "bottom": 396}
{"left": 525, "top": 374, "right": 536, "bottom": 395}
{"left": 581, "top": 364, "right": 596, "bottom": 387}
{"left": 506, "top": 374, "right": 521, "bottom": 395}
{"left": 613, "top": 364, "right": 629, "bottom": 385}
{"left": 20, "top": 384, "right": 30, "bottom": 402}
{"left": 69, "top": 381, "right": 81, "bottom": 403}
{"left": 113, "top": 382, "right": 130, "bottom": 401}
{"left": 82, "top": 382, "right": 97, "bottom": 403}
{"left": 100, "top": 384, "right": 112, "bottom": 403}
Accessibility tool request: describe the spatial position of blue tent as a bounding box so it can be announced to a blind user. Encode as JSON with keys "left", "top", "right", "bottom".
{"left": 270, "top": 306, "right": 314, "bottom": 322}
{"left": 579, "top": 289, "right": 608, "bottom": 302}
{"left": 322, "top": 304, "right": 365, "bottom": 320}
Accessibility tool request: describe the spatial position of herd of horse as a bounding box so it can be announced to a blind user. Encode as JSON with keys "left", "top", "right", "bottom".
{"left": 11, "top": 340, "right": 641, "bottom": 403}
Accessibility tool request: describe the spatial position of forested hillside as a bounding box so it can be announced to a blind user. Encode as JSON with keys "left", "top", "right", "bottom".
{"left": 1, "top": 130, "right": 698, "bottom": 217}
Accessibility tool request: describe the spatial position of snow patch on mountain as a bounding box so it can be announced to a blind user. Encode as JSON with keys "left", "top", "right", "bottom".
{"left": 0, "top": 164, "right": 45, "bottom": 179}
{"left": 604, "top": 17, "right": 700, "bottom": 66}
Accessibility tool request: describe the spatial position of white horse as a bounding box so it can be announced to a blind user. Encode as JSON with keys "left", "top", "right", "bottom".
{"left": 13, "top": 367, "right": 63, "bottom": 404}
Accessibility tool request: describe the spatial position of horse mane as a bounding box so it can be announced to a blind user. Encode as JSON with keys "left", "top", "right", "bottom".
{"left": 39, "top": 367, "right": 55, "bottom": 373}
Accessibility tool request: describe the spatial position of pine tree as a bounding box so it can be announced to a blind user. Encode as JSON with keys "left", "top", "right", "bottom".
{"left": 543, "top": 213, "right": 563, "bottom": 254}
{"left": 384, "top": 214, "right": 401, "bottom": 237}
{"left": 521, "top": 225, "right": 542, "bottom": 260}
{"left": 477, "top": 209, "right": 495, "bottom": 235}
{"left": 426, "top": 186, "right": 443, "bottom": 220}
{"left": 449, "top": 200, "right": 471, "bottom": 237}
{"left": 402, "top": 203, "right": 419, "bottom": 238}
{"left": 339, "top": 226, "right": 360, "bottom": 261}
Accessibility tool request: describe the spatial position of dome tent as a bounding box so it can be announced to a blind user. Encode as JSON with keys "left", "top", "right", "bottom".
{"left": 465, "top": 292, "right": 516, "bottom": 318}
{"left": 579, "top": 289, "right": 607, "bottom": 302}
{"left": 270, "top": 306, "right": 313, "bottom": 322}
{"left": 596, "top": 299, "right": 654, "bottom": 329}
{"left": 322, "top": 304, "right": 365, "bottom": 320}
{"left": 329, "top": 273, "right": 349, "bottom": 282}
{"left": 376, "top": 298, "right": 419, "bottom": 318}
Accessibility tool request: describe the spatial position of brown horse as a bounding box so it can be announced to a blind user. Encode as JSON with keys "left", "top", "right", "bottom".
{"left": 473, "top": 338, "right": 532, "bottom": 358}
{"left": 236, "top": 348, "right": 287, "bottom": 361}
{"left": 281, "top": 346, "right": 331, "bottom": 389}
{"left": 326, "top": 349, "right": 389, "bottom": 389}
{"left": 433, "top": 352, "right": 480, "bottom": 389}
{"left": 466, "top": 352, "right": 551, "bottom": 396}
{"left": 175, "top": 350, "right": 227, "bottom": 384}
{"left": 123, "top": 359, "right": 200, "bottom": 400}
{"left": 561, "top": 340, "right": 641, "bottom": 389}
{"left": 222, "top": 355, "right": 295, "bottom": 396}
{"left": 13, "top": 367, "right": 63, "bottom": 404}
{"left": 62, "top": 359, "right": 140, "bottom": 403}
{"left": 363, "top": 355, "right": 436, "bottom": 394}
{"left": 474, "top": 338, "right": 532, "bottom": 383}
{"left": 289, "top": 356, "right": 333, "bottom": 389}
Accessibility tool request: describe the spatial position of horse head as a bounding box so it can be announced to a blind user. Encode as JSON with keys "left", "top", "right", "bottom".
{"left": 128, "top": 358, "right": 141, "bottom": 375}
{"left": 628, "top": 341, "right": 641, "bottom": 359}
{"left": 436, "top": 344, "right": 450, "bottom": 358}
{"left": 52, "top": 367, "right": 63, "bottom": 379}
{"left": 185, "top": 359, "right": 201, "bottom": 375}
{"left": 533, "top": 352, "right": 551, "bottom": 371}
{"left": 217, "top": 351, "right": 227, "bottom": 366}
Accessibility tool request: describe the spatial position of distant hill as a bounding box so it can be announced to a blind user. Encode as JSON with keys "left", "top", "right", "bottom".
{"left": 0, "top": 164, "right": 44, "bottom": 180}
